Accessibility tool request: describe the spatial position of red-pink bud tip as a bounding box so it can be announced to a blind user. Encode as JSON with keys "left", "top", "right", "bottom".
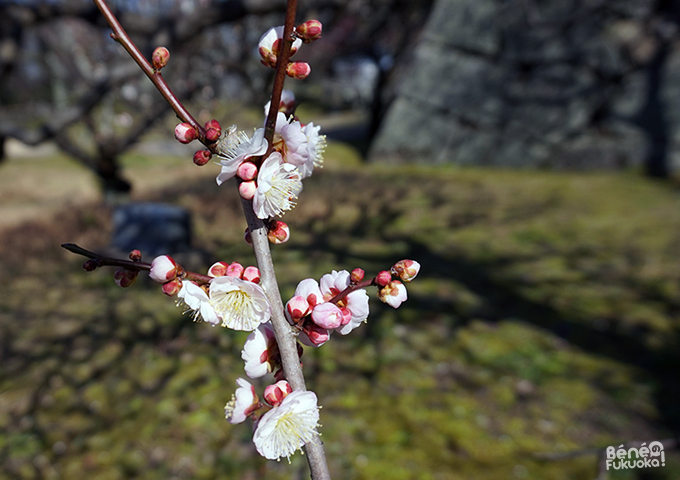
{"left": 351, "top": 268, "right": 365, "bottom": 283}
{"left": 152, "top": 46, "right": 170, "bottom": 70}
{"left": 175, "top": 123, "right": 198, "bottom": 144}
{"left": 242, "top": 266, "right": 261, "bottom": 284}
{"left": 161, "top": 278, "right": 183, "bottom": 296}
{"left": 83, "top": 259, "right": 99, "bottom": 271}
{"left": 239, "top": 180, "right": 257, "bottom": 200}
{"left": 375, "top": 270, "right": 392, "bottom": 287}
{"left": 193, "top": 149, "right": 212, "bottom": 166}
{"left": 237, "top": 162, "right": 258, "bottom": 181}
{"left": 114, "top": 268, "right": 138, "bottom": 288}
{"left": 129, "top": 250, "right": 142, "bottom": 262}
{"left": 286, "top": 62, "right": 311, "bottom": 80}
{"left": 267, "top": 220, "right": 290, "bottom": 245}
{"left": 208, "top": 261, "right": 229, "bottom": 278}
{"left": 204, "top": 119, "right": 221, "bottom": 134}
{"left": 205, "top": 128, "right": 220, "bottom": 143}
{"left": 296, "top": 20, "right": 322, "bottom": 43}
{"left": 264, "top": 381, "right": 293, "bottom": 407}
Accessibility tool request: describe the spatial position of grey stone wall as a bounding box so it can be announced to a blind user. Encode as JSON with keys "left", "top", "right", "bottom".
{"left": 369, "top": 0, "right": 680, "bottom": 173}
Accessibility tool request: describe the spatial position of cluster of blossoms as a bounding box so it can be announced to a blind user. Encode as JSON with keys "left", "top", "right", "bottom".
{"left": 173, "top": 22, "right": 327, "bottom": 242}
{"left": 68, "top": 15, "right": 424, "bottom": 466}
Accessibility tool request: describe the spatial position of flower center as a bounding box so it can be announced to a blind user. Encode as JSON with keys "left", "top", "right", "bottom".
{"left": 211, "top": 290, "right": 258, "bottom": 329}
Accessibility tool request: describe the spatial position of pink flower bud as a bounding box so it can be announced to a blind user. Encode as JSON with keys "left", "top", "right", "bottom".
{"left": 237, "top": 162, "right": 258, "bottom": 181}
{"left": 244, "top": 228, "right": 253, "bottom": 246}
{"left": 114, "top": 268, "right": 138, "bottom": 288}
{"left": 311, "top": 302, "right": 343, "bottom": 329}
{"left": 239, "top": 180, "right": 257, "bottom": 200}
{"left": 129, "top": 250, "right": 142, "bottom": 261}
{"left": 286, "top": 61, "right": 311, "bottom": 80}
{"left": 83, "top": 259, "right": 98, "bottom": 271}
{"left": 301, "top": 322, "right": 331, "bottom": 347}
{"left": 208, "top": 261, "right": 229, "bottom": 277}
{"left": 193, "top": 149, "right": 212, "bottom": 166}
{"left": 226, "top": 262, "right": 244, "bottom": 278}
{"left": 242, "top": 266, "right": 261, "bottom": 284}
{"left": 149, "top": 255, "right": 179, "bottom": 283}
{"left": 152, "top": 46, "right": 170, "bottom": 70}
{"left": 351, "top": 268, "right": 365, "bottom": 283}
{"left": 296, "top": 20, "right": 322, "bottom": 43}
{"left": 264, "top": 380, "right": 293, "bottom": 407}
{"left": 161, "top": 278, "right": 183, "bottom": 296}
{"left": 204, "top": 119, "right": 221, "bottom": 135}
{"left": 378, "top": 280, "right": 408, "bottom": 309}
{"left": 267, "top": 220, "right": 290, "bottom": 245}
{"left": 391, "top": 259, "right": 421, "bottom": 283}
{"left": 375, "top": 270, "right": 392, "bottom": 287}
{"left": 206, "top": 128, "right": 220, "bottom": 143}
{"left": 286, "top": 295, "right": 310, "bottom": 323}
{"left": 174, "top": 123, "right": 198, "bottom": 144}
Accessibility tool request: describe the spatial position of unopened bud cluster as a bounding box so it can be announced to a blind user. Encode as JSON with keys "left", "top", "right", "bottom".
{"left": 258, "top": 20, "right": 323, "bottom": 80}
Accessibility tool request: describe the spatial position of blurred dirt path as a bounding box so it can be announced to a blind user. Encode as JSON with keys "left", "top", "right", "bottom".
{"left": 0, "top": 140, "right": 215, "bottom": 232}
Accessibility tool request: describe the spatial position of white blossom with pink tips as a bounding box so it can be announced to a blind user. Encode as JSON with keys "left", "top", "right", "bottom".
{"left": 319, "top": 270, "right": 369, "bottom": 335}
{"left": 242, "top": 322, "right": 279, "bottom": 378}
{"left": 224, "top": 378, "right": 260, "bottom": 425}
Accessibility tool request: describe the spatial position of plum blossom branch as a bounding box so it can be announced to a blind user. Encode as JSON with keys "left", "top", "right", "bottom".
{"left": 91, "top": 0, "right": 209, "bottom": 146}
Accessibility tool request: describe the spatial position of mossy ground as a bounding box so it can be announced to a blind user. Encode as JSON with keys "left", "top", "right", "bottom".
{"left": 1, "top": 149, "right": 679, "bottom": 479}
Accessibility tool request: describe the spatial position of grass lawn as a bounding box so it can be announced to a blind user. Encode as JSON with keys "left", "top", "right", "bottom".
{"left": 0, "top": 146, "right": 679, "bottom": 479}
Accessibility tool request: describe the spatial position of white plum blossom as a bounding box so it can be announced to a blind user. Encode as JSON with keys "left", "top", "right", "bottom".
{"left": 253, "top": 152, "right": 302, "bottom": 219}
{"left": 216, "top": 128, "right": 268, "bottom": 185}
{"left": 293, "top": 278, "right": 324, "bottom": 307}
{"left": 298, "top": 122, "right": 326, "bottom": 179}
{"left": 209, "top": 276, "right": 271, "bottom": 331}
{"left": 378, "top": 280, "right": 408, "bottom": 309}
{"left": 177, "top": 281, "right": 220, "bottom": 326}
{"left": 319, "top": 270, "right": 369, "bottom": 335}
{"left": 242, "top": 322, "right": 279, "bottom": 378}
{"left": 258, "top": 26, "right": 302, "bottom": 67}
{"left": 274, "top": 112, "right": 309, "bottom": 167}
{"left": 225, "top": 378, "right": 260, "bottom": 424}
{"left": 253, "top": 390, "right": 320, "bottom": 461}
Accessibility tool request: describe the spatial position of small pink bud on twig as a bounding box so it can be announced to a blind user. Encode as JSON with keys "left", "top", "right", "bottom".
{"left": 286, "top": 295, "right": 310, "bottom": 323}
{"left": 351, "top": 268, "right": 365, "bottom": 283}
{"left": 193, "top": 149, "right": 212, "bottom": 166}
{"left": 237, "top": 162, "right": 258, "bottom": 181}
{"left": 301, "top": 322, "right": 331, "bottom": 347}
{"left": 375, "top": 270, "right": 392, "bottom": 287}
{"left": 208, "top": 261, "right": 229, "bottom": 277}
{"left": 114, "top": 268, "right": 138, "bottom": 288}
{"left": 206, "top": 128, "right": 221, "bottom": 142}
{"left": 242, "top": 266, "right": 261, "bottom": 284}
{"left": 83, "top": 259, "right": 99, "bottom": 271}
{"left": 226, "top": 262, "right": 244, "bottom": 278}
{"left": 175, "top": 123, "right": 198, "bottom": 144}
{"left": 267, "top": 220, "right": 290, "bottom": 244}
{"left": 264, "top": 381, "right": 293, "bottom": 407}
{"left": 204, "top": 119, "right": 221, "bottom": 135}
{"left": 161, "top": 278, "right": 183, "bottom": 296}
{"left": 129, "top": 250, "right": 142, "bottom": 262}
{"left": 296, "top": 20, "right": 322, "bottom": 43}
{"left": 152, "top": 46, "right": 170, "bottom": 70}
{"left": 149, "top": 255, "right": 179, "bottom": 283}
{"left": 239, "top": 180, "right": 257, "bottom": 200}
{"left": 286, "top": 62, "right": 311, "bottom": 80}
{"left": 311, "top": 302, "right": 343, "bottom": 329}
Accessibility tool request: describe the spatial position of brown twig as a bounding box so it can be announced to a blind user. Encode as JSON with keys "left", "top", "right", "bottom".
{"left": 61, "top": 243, "right": 212, "bottom": 283}
{"left": 92, "top": 0, "right": 209, "bottom": 147}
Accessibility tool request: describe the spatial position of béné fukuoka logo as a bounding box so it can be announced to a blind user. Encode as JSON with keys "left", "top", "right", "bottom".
{"left": 606, "top": 441, "right": 665, "bottom": 471}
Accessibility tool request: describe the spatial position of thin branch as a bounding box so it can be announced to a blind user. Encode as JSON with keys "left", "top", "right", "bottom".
{"left": 92, "top": 0, "right": 209, "bottom": 146}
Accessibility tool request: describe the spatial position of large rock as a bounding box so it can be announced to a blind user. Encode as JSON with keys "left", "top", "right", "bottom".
{"left": 369, "top": 0, "right": 678, "bottom": 172}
